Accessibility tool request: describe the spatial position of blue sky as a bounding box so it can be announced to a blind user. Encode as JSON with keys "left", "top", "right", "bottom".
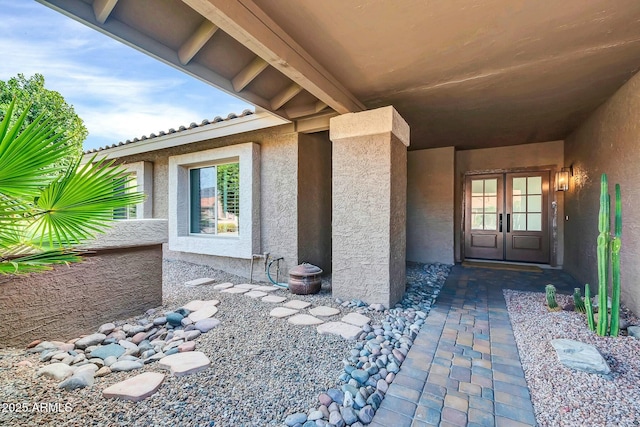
{"left": 0, "top": 1, "right": 252, "bottom": 151}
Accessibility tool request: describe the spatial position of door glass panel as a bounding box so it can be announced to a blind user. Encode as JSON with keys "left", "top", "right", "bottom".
{"left": 512, "top": 195, "right": 524, "bottom": 212}
{"left": 528, "top": 176, "right": 542, "bottom": 194}
{"left": 471, "top": 214, "right": 484, "bottom": 229}
{"left": 471, "top": 196, "right": 484, "bottom": 212}
{"left": 528, "top": 213, "right": 542, "bottom": 231}
{"left": 484, "top": 214, "right": 497, "bottom": 230}
{"left": 512, "top": 177, "right": 526, "bottom": 196}
{"left": 471, "top": 180, "right": 483, "bottom": 196}
{"left": 513, "top": 213, "right": 527, "bottom": 231}
{"left": 484, "top": 179, "right": 497, "bottom": 196}
{"left": 528, "top": 195, "right": 542, "bottom": 212}
{"left": 484, "top": 196, "right": 497, "bottom": 213}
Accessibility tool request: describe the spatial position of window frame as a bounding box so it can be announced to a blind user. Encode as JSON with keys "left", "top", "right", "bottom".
{"left": 168, "top": 142, "right": 260, "bottom": 259}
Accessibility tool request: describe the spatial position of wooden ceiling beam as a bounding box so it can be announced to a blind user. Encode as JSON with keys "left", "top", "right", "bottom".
{"left": 93, "top": 0, "right": 118, "bottom": 24}
{"left": 232, "top": 56, "right": 269, "bottom": 92}
{"left": 181, "top": 0, "right": 365, "bottom": 114}
{"left": 285, "top": 100, "right": 328, "bottom": 119}
{"left": 270, "top": 82, "right": 302, "bottom": 110}
{"left": 178, "top": 20, "right": 219, "bottom": 65}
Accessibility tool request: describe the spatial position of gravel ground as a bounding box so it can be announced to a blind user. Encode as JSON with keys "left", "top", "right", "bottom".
{"left": 0, "top": 259, "right": 392, "bottom": 427}
{"left": 504, "top": 289, "right": 640, "bottom": 427}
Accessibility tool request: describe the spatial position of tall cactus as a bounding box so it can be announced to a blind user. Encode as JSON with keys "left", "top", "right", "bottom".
{"left": 546, "top": 284, "right": 560, "bottom": 311}
{"left": 585, "top": 284, "right": 595, "bottom": 331}
{"left": 596, "top": 174, "right": 610, "bottom": 336}
{"left": 610, "top": 184, "right": 622, "bottom": 336}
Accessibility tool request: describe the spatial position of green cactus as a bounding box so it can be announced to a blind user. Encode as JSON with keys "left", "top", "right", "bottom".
{"left": 573, "top": 288, "right": 586, "bottom": 313}
{"left": 610, "top": 184, "right": 622, "bottom": 336}
{"left": 596, "top": 174, "right": 610, "bottom": 336}
{"left": 546, "top": 284, "right": 561, "bottom": 311}
{"left": 585, "top": 284, "right": 595, "bottom": 331}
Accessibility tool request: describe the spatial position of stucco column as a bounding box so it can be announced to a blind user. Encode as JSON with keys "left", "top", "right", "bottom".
{"left": 329, "top": 106, "right": 410, "bottom": 307}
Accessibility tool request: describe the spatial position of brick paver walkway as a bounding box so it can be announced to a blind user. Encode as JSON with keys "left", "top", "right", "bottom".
{"left": 370, "top": 265, "right": 578, "bottom": 427}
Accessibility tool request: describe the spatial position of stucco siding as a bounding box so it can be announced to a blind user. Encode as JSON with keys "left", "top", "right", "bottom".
{"left": 115, "top": 124, "right": 300, "bottom": 281}
{"left": 454, "top": 141, "right": 565, "bottom": 264}
{"left": 564, "top": 70, "right": 640, "bottom": 316}
{"left": 0, "top": 246, "right": 162, "bottom": 347}
{"left": 407, "top": 147, "right": 455, "bottom": 264}
{"left": 297, "top": 132, "right": 332, "bottom": 272}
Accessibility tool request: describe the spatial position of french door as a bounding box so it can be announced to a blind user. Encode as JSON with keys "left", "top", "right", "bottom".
{"left": 464, "top": 171, "right": 550, "bottom": 263}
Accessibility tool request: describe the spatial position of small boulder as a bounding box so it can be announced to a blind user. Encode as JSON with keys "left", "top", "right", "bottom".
{"left": 37, "top": 363, "right": 74, "bottom": 381}
{"left": 58, "top": 371, "right": 94, "bottom": 391}
{"left": 74, "top": 334, "right": 107, "bottom": 350}
{"left": 550, "top": 338, "right": 611, "bottom": 375}
{"left": 90, "top": 344, "right": 125, "bottom": 360}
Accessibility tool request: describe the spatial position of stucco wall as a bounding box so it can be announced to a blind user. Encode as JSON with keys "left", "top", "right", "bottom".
{"left": 407, "top": 147, "right": 455, "bottom": 264}
{"left": 330, "top": 107, "right": 409, "bottom": 307}
{"left": 564, "top": 70, "right": 640, "bottom": 316}
{"left": 0, "top": 246, "right": 162, "bottom": 347}
{"left": 297, "top": 132, "right": 332, "bottom": 272}
{"left": 454, "top": 140, "right": 565, "bottom": 264}
{"left": 117, "top": 124, "right": 300, "bottom": 281}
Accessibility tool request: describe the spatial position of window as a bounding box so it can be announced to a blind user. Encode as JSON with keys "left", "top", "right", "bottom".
{"left": 189, "top": 163, "right": 239, "bottom": 235}
{"left": 113, "top": 173, "right": 138, "bottom": 220}
{"left": 168, "top": 142, "right": 259, "bottom": 259}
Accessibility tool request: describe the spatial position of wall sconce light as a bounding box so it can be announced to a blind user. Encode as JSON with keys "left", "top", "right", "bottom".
{"left": 555, "top": 166, "right": 573, "bottom": 192}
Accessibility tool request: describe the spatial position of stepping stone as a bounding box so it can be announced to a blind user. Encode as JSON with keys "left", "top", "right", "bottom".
{"left": 341, "top": 312, "right": 372, "bottom": 327}
{"left": 284, "top": 300, "right": 312, "bottom": 310}
{"left": 221, "top": 287, "right": 249, "bottom": 294}
{"left": 158, "top": 351, "right": 211, "bottom": 376}
{"left": 236, "top": 283, "right": 260, "bottom": 290}
{"left": 182, "top": 299, "right": 220, "bottom": 311}
{"left": 184, "top": 278, "right": 216, "bottom": 287}
{"left": 288, "top": 314, "right": 324, "bottom": 326}
{"left": 309, "top": 306, "right": 341, "bottom": 317}
{"left": 213, "top": 282, "right": 234, "bottom": 290}
{"left": 254, "top": 286, "right": 279, "bottom": 293}
{"left": 262, "top": 295, "right": 287, "bottom": 303}
{"left": 245, "top": 291, "right": 268, "bottom": 298}
{"left": 103, "top": 372, "right": 165, "bottom": 402}
{"left": 317, "top": 322, "right": 363, "bottom": 340}
{"left": 188, "top": 305, "right": 219, "bottom": 322}
{"left": 550, "top": 338, "right": 611, "bottom": 375}
{"left": 269, "top": 307, "right": 299, "bottom": 318}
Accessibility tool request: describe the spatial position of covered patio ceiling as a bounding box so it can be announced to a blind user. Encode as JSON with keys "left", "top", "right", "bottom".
{"left": 39, "top": 0, "right": 640, "bottom": 150}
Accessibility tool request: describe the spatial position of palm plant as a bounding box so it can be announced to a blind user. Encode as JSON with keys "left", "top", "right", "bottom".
{"left": 0, "top": 99, "right": 145, "bottom": 274}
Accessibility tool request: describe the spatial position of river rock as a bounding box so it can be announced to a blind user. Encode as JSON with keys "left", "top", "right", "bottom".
{"left": 550, "top": 338, "right": 611, "bottom": 375}
{"left": 110, "top": 360, "right": 144, "bottom": 372}
{"left": 90, "top": 344, "right": 125, "bottom": 360}
{"left": 58, "top": 370, "right": 94, "bottom": 390}
{"left": 74, "top": 334, "right": 106, "bottom": 349}
{"left": 37, "top": 363, "right": 75, "bottom": 381}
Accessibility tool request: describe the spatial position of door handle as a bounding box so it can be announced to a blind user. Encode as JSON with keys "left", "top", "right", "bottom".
{"left": 507, "top": 213, "right": 511, "bottom": 232}
{"left": 499, "top": 213, "right": 503, "bottom": 232}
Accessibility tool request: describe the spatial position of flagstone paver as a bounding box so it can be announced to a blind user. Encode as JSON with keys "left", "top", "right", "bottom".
{"left": 262, "top": 295, "right": 287, "bottom": 303}
{"left": 184, "top": 278, "right": 216, "bottom": 287}
{"left": 288, "top": 314, "right": 324, "bottom": 326}
{"left": 213, "top": 282, "right": 234, "bottom": 290}
{"left": 309, "top": 306, "right": 341, "bottom": 317}
{"left": 269, "top": 307, "right": 299, "bottom": 318}
{"left": 103, "top": 372, "right": 166, "bottom": 402}
{"left": 284, "top": 300, "right": 312, "bottom": 310}
{"left": 158, "top": 351, "right": 211, "bottom": 376}
{"left": 188, "top": 305, "right": 218, "bottom": 322}
{"left": 317, "top": 321, "right": 362, "bottom": 340}
{"left": 254, "top": 285, "right": 279, "bottom": 293}
{"left": 341, "top": 312, "right": 372, "bottom": 327}
{"left": 236, "top": 283, "right": 261, "bottom": 290}
{"left": 221, "top": 287, "right": 249, "bottom": 294}
{"left": 182, "top": 299, "right": 219, "bottom": 311}
{"left": 244, "top": 290, "right": 268, "bottom": 298}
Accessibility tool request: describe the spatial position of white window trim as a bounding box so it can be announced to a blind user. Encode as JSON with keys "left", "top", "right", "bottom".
{"left": 168, "top": 142, "right": 260, "bottom": 259}
{"left": 122, "top": 161, "right": 153, "bottom": 219}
